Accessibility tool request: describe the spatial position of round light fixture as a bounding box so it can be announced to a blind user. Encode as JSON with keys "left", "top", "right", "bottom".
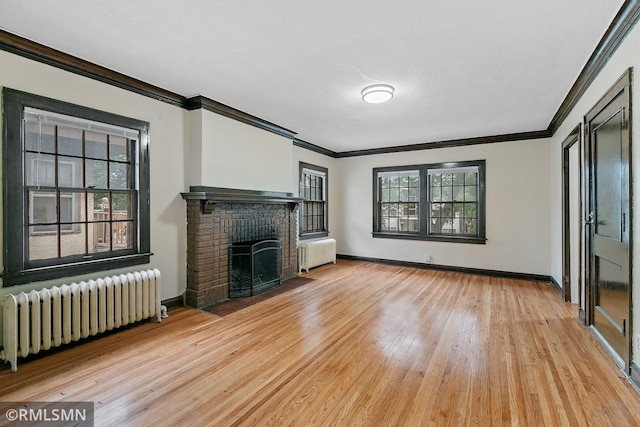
{"left": 361, "top": 84, "right": 394, "bottom": 104}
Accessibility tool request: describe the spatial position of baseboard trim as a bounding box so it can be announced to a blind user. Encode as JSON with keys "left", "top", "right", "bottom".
{"left": 550, "top": 276, "right": 563, "bottom": 297}
{"left": 336, "top": 254, "right": 552, "bottom": 283}
{"left": 162, "top": 296, "right": 183, "bottom": 311}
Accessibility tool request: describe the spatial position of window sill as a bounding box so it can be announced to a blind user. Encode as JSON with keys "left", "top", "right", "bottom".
{"left": 300, "top": 231, "right": 329, "bottom": 240}
{"left": 2, "top": 253, "right": 152, "bottom": 286}
{"left": 372, "top": 232, "right": 486, "bottom": 245}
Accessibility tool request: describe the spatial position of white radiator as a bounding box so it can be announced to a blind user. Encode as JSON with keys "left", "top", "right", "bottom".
{"left": 1, "top": 269, "right": 166, "bottom": 372}
{"left": 298, "top": 238, "right": 337, "bottom": 273}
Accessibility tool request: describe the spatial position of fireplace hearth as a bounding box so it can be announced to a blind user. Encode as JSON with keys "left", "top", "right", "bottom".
{"left": 181, "top": 187, "right": 303, "bottom": 308}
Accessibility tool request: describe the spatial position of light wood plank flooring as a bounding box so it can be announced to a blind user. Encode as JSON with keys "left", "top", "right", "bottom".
{"left": 2, "top": 260, "right": 640, "bottom": 426}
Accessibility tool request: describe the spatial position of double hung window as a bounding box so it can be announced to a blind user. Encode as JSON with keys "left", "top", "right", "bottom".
{"left": 373, "top": 160, "right": 485, "bottom": 244}
{"left": 3, "top": 89, "right": 150, "bottom": 285}
{"left": 299, "top": 162, "right": 328, "bottom": 239}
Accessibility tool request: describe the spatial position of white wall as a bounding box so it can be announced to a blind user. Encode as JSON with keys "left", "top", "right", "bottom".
{"left": 196, "top": 109, "right": 294, "bottom": 193}
{"left": 336, "top": 139, "right": 552, "bottom": 275}
{"left": 549, "top": 18, "right": 640, "bottom": 363}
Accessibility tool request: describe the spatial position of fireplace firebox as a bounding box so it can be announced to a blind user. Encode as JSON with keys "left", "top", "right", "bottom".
{"left": 229, "top": 239, "right": 281, "bottom": 298}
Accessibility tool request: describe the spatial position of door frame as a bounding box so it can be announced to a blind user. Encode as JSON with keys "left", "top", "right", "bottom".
{"left": 584, "top": 68, "right": 633, "bottom": 371}
{"left": 561, "top": 124, "right": 582, "bottom": 308}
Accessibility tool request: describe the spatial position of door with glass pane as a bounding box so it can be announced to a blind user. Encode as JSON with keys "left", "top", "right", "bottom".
{"left": 585, "top": 69, "right": 631, "bottom": 370}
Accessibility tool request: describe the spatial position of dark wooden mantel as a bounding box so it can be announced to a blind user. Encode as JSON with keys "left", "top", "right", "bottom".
{"left": 181, "top": 186, "right": 304, "bottom": 213}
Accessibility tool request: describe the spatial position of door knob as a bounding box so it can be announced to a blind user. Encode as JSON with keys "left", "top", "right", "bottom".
{"left": 584, "top": 212, "right": 594, "bottom": 226}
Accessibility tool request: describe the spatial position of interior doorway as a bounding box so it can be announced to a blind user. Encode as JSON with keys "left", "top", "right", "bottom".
{"left": 584, "top": 68, "right": 632, "bottom": 372}
{"left": 562, "top": 125, "right": 582, "bottom": 313}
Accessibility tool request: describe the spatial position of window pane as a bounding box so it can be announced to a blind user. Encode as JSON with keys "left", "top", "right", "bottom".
{"left": 112, "top": 193, "right": 134, "bottom": 219}
{"left": 453, "top": 172, "right": 465, "bottom": 185}
{"left": 464, "top": 186, "right": 477, "bottom": 202}
{"left": 465, "top": 203, "right": 477, "bottom": 219}
{"left": 58, "top": 127, "right": 83, "bottom": 157}
{"left": 90, "top": 192, "right": 110, "bottom": 221}
{"left": 408, "top": 187, "right": 418, "bottom": 202}
{"left": 399, "top": 218, "right": 418, "bottom": 232}
{"left": 25, "top": 153, "right": 56, "bottom": 186}
{"left": 61, "top": 225, "right": 86, "bottom": 258}
{"left": 90, "top": 222, "right": 111, "bottom": 253}
{"left": 110, "top": 136, "right": 130, "bottom": 161}
{"left": 25, "top": 122, "right": 55, "bottom": 153}
{"left": 464, "top": 218, "right": 477, "bottom": 235}
{"left": 29, "top": 190, "right": 57, "bottom": 226}
{"left": 311, "top": 177, "right": 317, "bottom": 200}
{"left": 389, "top": 188, "right": 399, "bottom": 202}
{"left": 430, "top": 173, "right": 441, "bottom": 186}
{"left": 86, "top": 159, "right": 108, "bottom": 188}
{"left": 440, "top": 203, "right": 453, "bottom": 218}
{"left": 28, "top": 228, "right": 59, "bottom": 260}
{"left": 441, "top": 217, "right": 454, "bottom": 233}
{"left": 431, "top": 187, "right": 441, "bottom": 202}
{"left": 430, "top": 218, "right": 442, "bottom": 233}
{"left": 380, "top": 176, "right": 389, "bottom": 188}
{"left": 441, "top": 186, "right": 452, "bottom": 202}
{"left": 62, "top": 191, "right": 86, "bottom": 222}
{"left": 453, "top": 185, "right": 464, "bottom": 201}
{"left": 58, "top": 156, "right": 82, "bottom": 187}
{"left": 59, "top": 193, "right": 73, "bottom": 225}
{"left": 465, "top": 172, "right": 477, "bottom": 185}
{"left": 110, "top": 162, "right": 130, "bottom": 189}
{"left": 85, "top": 131, "right": 108, "bottom": 159}
{"left": 381, "top": 188, "right": 390, "bottom": 202}
{"left": 430, "top": 203, "right": 441, "bottom": 218}
{"left": 112, "top": 221, "right": 133, "bottom": 250}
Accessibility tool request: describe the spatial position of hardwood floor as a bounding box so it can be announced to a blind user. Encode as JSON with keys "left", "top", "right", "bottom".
{"left": 2, "top": 260, "right": 640, "bottom": 426}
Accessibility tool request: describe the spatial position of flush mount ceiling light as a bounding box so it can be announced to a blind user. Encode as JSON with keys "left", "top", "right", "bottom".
{"left": 361, "top": 84, "right": 394, "bottom": 104}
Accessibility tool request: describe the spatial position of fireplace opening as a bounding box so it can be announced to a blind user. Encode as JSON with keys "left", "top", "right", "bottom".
{"left": 229, "top": 239, "right": 282, "bottom": 298}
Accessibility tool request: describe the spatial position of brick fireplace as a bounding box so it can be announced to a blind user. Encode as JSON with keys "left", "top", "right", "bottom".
{"left": 181, "top": 187, "right": 302, "bottom": 308}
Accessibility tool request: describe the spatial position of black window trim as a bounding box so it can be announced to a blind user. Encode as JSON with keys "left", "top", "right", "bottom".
{"left": 2, "top": 88, "right": 151, "bottom": 286}
{"left": 299, "top": 161, "right": 329, "bottom": 240}
{"left": 372, "top": 160, "right": 486, "bottom": 244}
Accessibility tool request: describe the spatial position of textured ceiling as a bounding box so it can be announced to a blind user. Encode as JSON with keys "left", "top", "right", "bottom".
{"left": 0, "top": 1, "right": 625, "bottom": 152}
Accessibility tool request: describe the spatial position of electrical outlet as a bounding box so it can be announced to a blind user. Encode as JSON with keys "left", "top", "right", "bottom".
{"left": 636, "top": 334, "right": 640, "bottom": 351}
{"left": 425, "top": 255, "right": 433, "bottom": 263}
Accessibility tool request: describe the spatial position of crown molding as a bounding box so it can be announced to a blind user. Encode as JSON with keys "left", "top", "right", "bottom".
{"left": 184, "top": 96, "right": 297, "bottom": 140}
{"left": 548, "top": 0, "right": 640, "bottom": 134}
{"left": 335, "top": 129, "right": 551, "bottom": 158}
{"left": 293, "top": 138, "right": 339, "bottom": 158}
